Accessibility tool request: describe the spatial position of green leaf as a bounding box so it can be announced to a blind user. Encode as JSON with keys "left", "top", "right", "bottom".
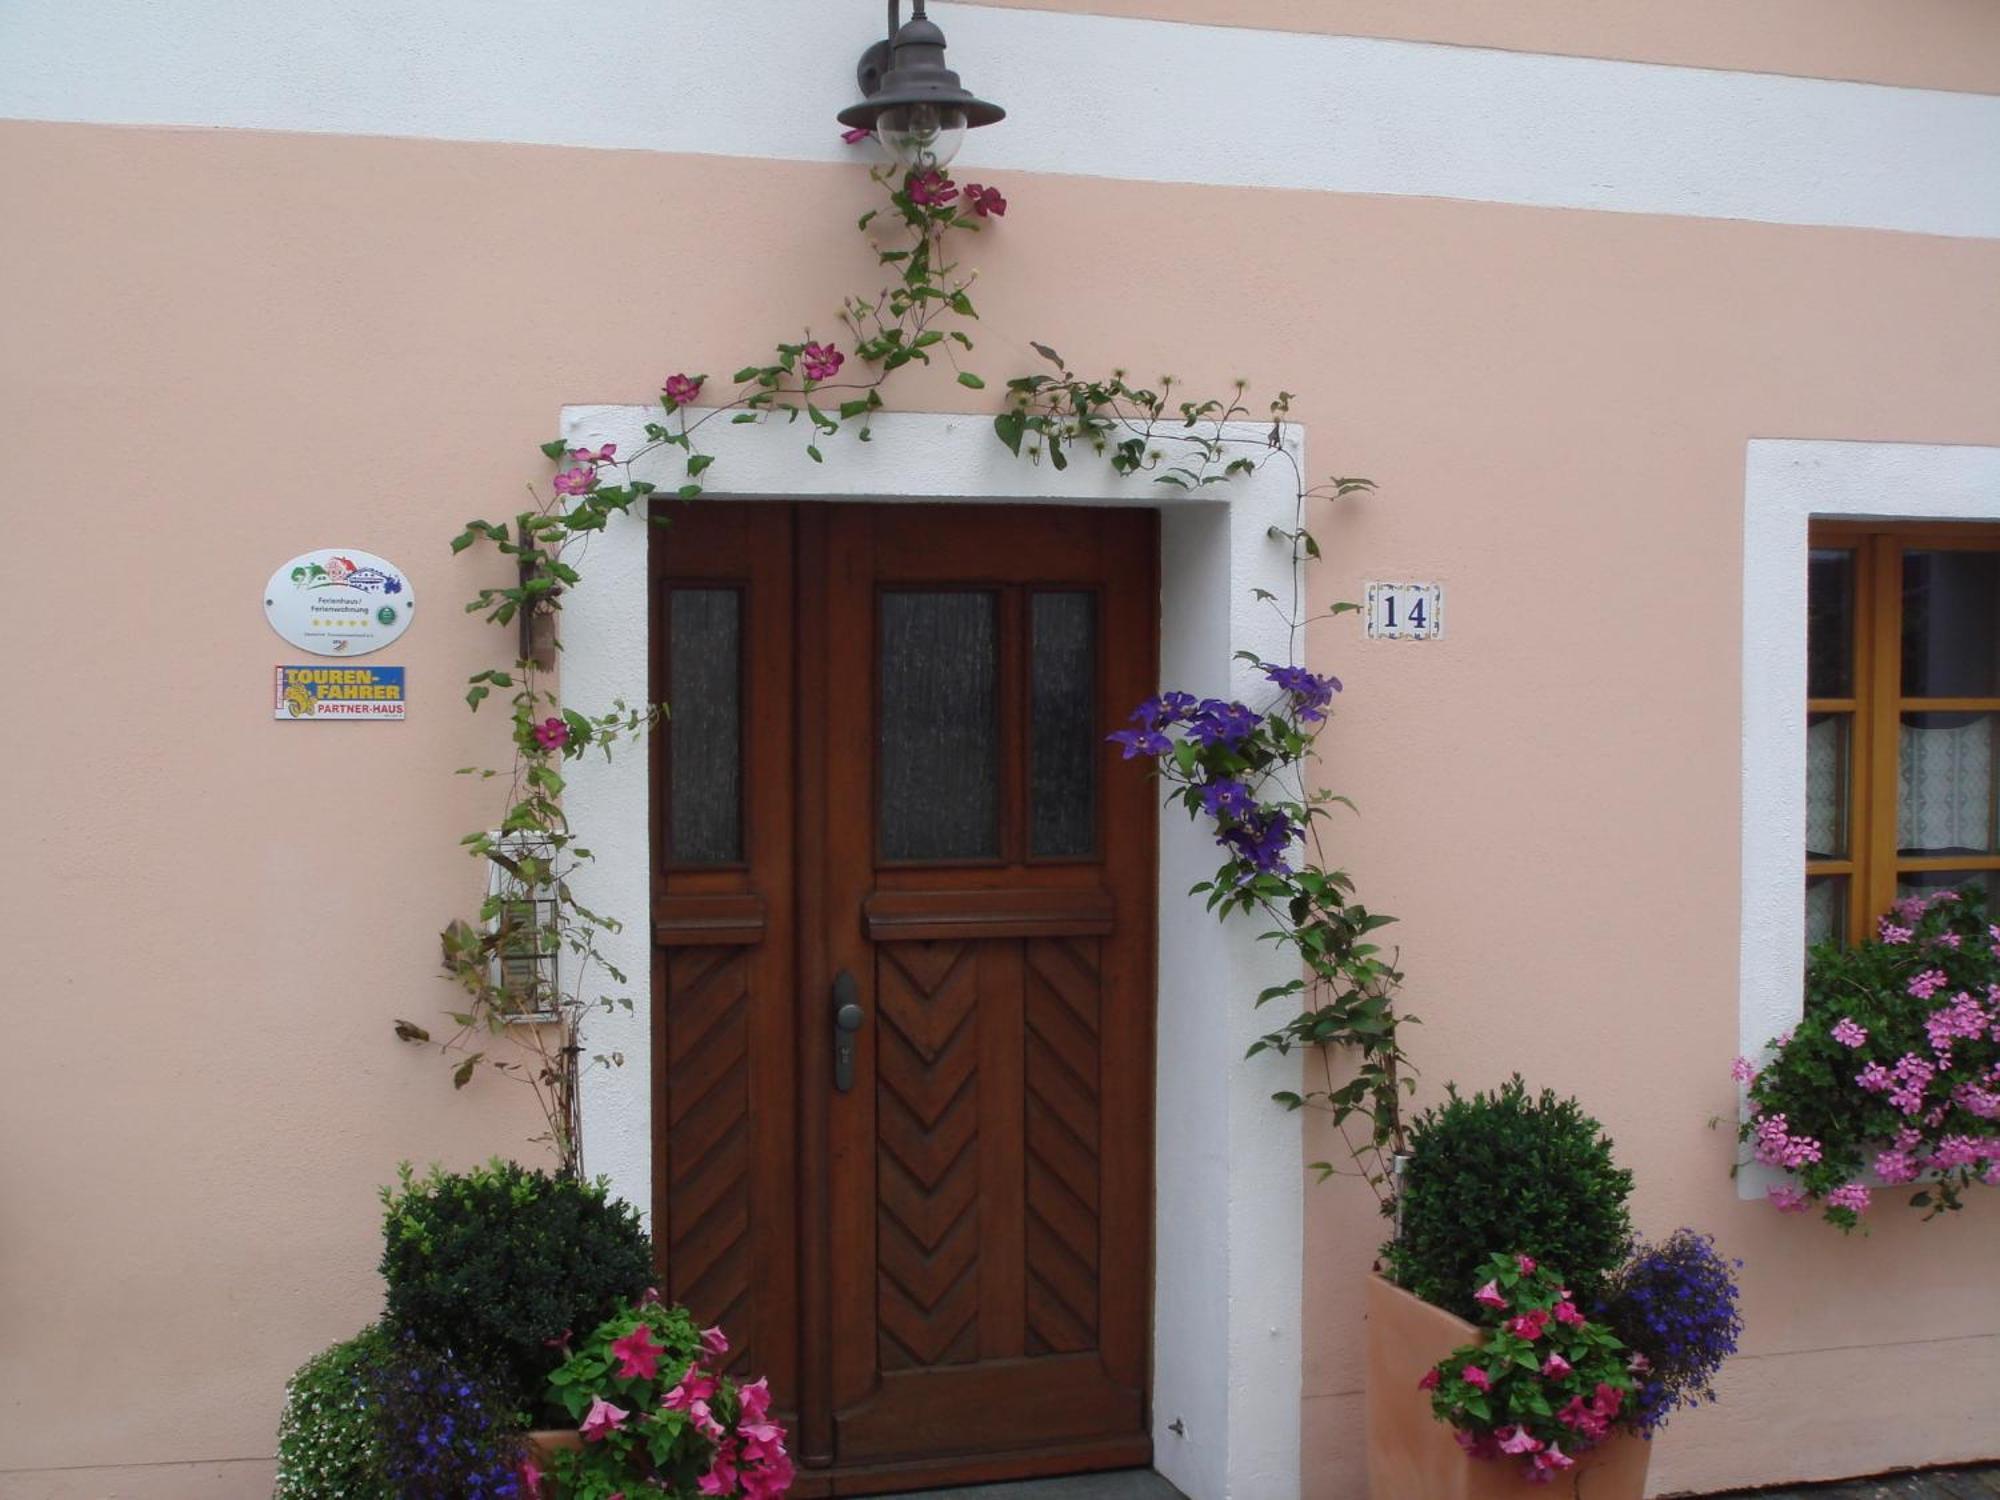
{"left": 539, "top": 439, "right": 569, "bottom": 461}
{"left": 807, "top": 445, "right": 823, "bottom": 463}
{"left": 686, "top": 454, "right": 714, "bottom": 478}
{"left": 1030, "top": 341, "right": 1063, "bottom": 367}
{"left": 957, "top": 371, "right": 986, "bottom": 390}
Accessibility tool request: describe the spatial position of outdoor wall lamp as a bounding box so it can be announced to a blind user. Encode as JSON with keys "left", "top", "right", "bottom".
{"left": 837, "top": 0, "right": 1004, "bottom": 171}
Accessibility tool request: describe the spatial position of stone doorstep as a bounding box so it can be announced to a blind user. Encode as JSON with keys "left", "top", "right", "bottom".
{"left": 1673, "top": 1462, "right": 2000, "bottom": 1499}
{"left": 850, "top": 1469, "right": 1189, "bottom": 1500}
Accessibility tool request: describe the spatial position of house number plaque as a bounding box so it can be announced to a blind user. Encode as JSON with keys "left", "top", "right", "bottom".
{"left": 1365, "top": 581, "right": 1444, "bottom": 640}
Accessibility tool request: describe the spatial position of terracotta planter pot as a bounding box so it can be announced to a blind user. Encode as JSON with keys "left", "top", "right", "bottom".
{"left": 1365, "top": 1274, "right": 1652, "bottom": 1500}
{"left": 525, "top": 1427, "right": 582, "bottom": 1463}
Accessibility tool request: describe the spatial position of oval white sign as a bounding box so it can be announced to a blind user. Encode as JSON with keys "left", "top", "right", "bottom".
{"left": 263, "top": 548, "right": 415, "bottom": 657}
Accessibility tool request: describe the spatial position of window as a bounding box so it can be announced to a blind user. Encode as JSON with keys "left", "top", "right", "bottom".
{"left": 1806, "top": 523, "right": 2000, "bottom": 945}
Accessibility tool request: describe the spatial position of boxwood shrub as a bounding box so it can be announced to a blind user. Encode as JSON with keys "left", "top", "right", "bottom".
{"left": 1382, "top": 1076, "right": 1633, "bottom": 1321}
{"left": 379, "top": 1159, "right": 653, "bottom": 1411}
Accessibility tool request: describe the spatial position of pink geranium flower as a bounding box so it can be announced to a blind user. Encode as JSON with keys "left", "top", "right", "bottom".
{"left": 580, "top": 1396, "right": 630, "bottom": 1441}
{"left": 1767, "top": 1183, "right": 1811, "bottom": 1212}
{"left": 610, "top": 1324, "right": 663, "bottom": 1380}
{"left": 1473, "top": 1280, "right": 1508, "bottom": 1310}
{"left": 1831, "top": 1017, "right": 1867, "bottom": 1048}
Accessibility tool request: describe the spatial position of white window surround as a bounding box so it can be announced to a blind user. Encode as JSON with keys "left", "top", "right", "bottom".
{"left": 560, "top": 404, "right": 1307, "bottom": 1500}
{"left": 1738, "top": 438, "right": 2000, "bottom": 1199}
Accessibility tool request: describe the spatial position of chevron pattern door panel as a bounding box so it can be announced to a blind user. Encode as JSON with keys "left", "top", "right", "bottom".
{"left": 656, "top": 503, "right": 1156, "bottom": 1492}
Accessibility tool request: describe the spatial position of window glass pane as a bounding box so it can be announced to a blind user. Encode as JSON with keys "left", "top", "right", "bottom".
{"left": 1031, "top": 592, "right": 1098, "bottom": 857}
{"left": 1902, "top": 549, "right": 2000, "bottom": 697}
{"left": 1896, "top": 869, "right": 1994, "bottom": 908}
{"left": 1806, "top": 712, "right": 1849, "bottom": 860}
{"left": 1898, "top": 711, "right": 1998, "bottom": 857}
{"left": 1805, "top": 875, "right": 1846, "bottom": 949}
{"left": 1808, "top": 549, "right": 1855, "bottom": 699}
{"left": 667, "top": 588, "right": 743, "bottom": 864}
{"left": 879, "top": 591, "right": 999, "bottom": 861}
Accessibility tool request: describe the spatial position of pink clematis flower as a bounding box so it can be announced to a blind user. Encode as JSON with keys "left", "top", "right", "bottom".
{"left": 700, "top": 1324, "right": 730, "bottom": 1359}
{"left": 580, "top": 1396, "right": 630, "bottom": 1442}
{"left": 663, "top": 373, "right": 704, "bottom": 407}
{"left": 840, "top": 126, "right": 874, "bottom": 144}
{"left": 907, "top": 169, "right": 958, "bottom": 207}
{"left": 1473, "top": 1280, "right": 1508, "bottom": 1311}
{"left": 1462, "top": 1365, "right": 1492, "bottom": 1393}
{"left": 533, "top": 717, "right": 569, "bottom": 752}
{"left": 552, "top": 465, "right": 597, "bottom": 496}
{"left": 802, "top": 341, "right": 845, "bottom": 383}
{"left": 610, "top": 1324, "right": 663, "bottom": 1381}
{"left": 567, "top": 443, "right": 616, "bottom": 465}
{"left": 963, "top": 182, "right": 1007, "bottom": 217}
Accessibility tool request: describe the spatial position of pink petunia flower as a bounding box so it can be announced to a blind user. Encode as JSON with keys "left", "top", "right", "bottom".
{"left": 662, "top": 1365, "right": 717, "bottom": 1412}
{"left": 579, "top": 1396, "right": 630, "bottom": 1442}
{"left": 609, "top": 1324, "right": 663, "bottom": 1381}
{"left": 1506, "top": 1309, "right": 1549, "bottom": 1342}
{"left": 519, "top": 1456, "right": 544, "bottom": 1498}
{"left": 1551, "top": 1298, "right": 1586, "bottom": 1327}
{"left": 1627, "top": 1352, "right": 1651, "bottom": 1375}
{"left": 1473, "top": 1280, "right": 1508, "bottom": 1310}
{"left": 1462, "top": 1365, "right": 1492, "bottom": 1393}
{"left": 700, "top": 1324, "right": 730, "bottom": 1359}
{"left": 1417, "top": 1367, "right": 1440, "bottom": 1391}
{"left": 1515, "top": 1253, "right": 1537, "bottom": 1274}
{"left": 1542, "top": 1352, "right": 1572, "bottom": 1378}
{"left": 1496, "top": 1424, "right": 1544, "bottom": 1455}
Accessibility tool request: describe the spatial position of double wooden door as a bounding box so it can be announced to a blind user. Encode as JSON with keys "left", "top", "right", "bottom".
{"left": 650, "top": 502, "right": 1159, "bottom": 1494}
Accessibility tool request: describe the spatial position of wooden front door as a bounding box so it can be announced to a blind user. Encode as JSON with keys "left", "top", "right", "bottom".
{"left": 651, "top": 502, "right": 1158, "bottom": 1495}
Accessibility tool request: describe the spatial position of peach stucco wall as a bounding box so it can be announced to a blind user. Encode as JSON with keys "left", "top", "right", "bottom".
{"left": 2, "top": 98, "right": 1997, "bottom": 1500}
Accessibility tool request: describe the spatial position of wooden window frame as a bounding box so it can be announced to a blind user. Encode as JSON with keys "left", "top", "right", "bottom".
{"left": 1810, "top": 520, "right": 2000, "bottom": 940}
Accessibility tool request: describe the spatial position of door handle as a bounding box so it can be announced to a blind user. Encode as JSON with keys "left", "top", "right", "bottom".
{"left": 832, "top": 970, "right": 865, "bottom": 1093}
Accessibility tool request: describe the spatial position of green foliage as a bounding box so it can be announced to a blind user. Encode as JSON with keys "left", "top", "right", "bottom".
{"left": 379, "top": 1160, "right": 653, "bottom": 1413}
{"left": 274, "top": 1326, "right": 396, "bottom": 1500}
{"left": 1384, "top": 1078, "right": 1633, "bottom": 1320}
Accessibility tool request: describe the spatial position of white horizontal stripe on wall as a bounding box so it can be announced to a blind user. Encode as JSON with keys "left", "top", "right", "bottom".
{"left": 1737, "top": 439, "right": 2000, "bottom": 1196}
{"left": 2, "top": 0, "right": 1997, "bottom": 238}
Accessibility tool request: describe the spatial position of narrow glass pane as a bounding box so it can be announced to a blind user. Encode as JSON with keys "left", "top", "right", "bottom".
{"left": 1805, "top": 712, "right": 1849, "bottom": 860}
{"left": 1902, "top": 549, "right": 2000, "bottom": 697}
{"left": 1898, "top": 711, "right": 1998, "bottom": 856}
{"left": 879, "top": 591, "right": 999, "bottom": 861}
{"left": 1805, "top": 875, "right": 1846, "bottom": 949}
{"left": 1031, "top": 592, "right": 1098, "bottom": 857}
{"left": 667, "top": 588, "right": 743, "bottom": 864}
{"left": 1896, "top": 869, "right": 1994, "bottom": 908}
{"left": 1807, "top": 549, "right": 1855, "bottom": 699}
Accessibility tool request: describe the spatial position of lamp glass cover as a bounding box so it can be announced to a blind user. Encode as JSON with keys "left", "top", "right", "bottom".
{"left": 877, "top": 102, "right": 967, "bottom": 170}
